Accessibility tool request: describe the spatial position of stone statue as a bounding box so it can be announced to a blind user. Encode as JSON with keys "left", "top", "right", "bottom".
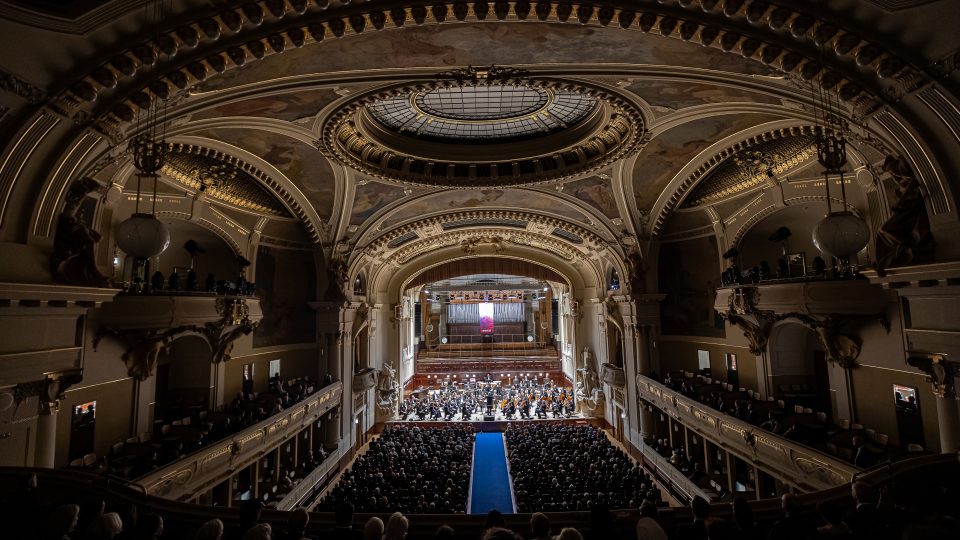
{"left": 376, "top": 361, "right": 399, "bottom": 412}
{"left": 322, "top": 258, "right": 348, "bottom": 302}
{"left": 576, "top": 348, "right": 605, "bottom": 415}
{"left": 874, "top": 155, "right": 935, "bottom": 274}
{"left": 123, "top": 334, "right": 173, "bottom": 381}
{"left": 50, "top": 177, "right": 110, "bottom": 287}
{"left": 627, "top": 251, "right": 646, "bottom": 294}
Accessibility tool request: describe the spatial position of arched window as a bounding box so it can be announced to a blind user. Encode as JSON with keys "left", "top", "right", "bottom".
{"left": 608, "top": 268, "right": 620, "bottom": 291}
{"left": 353, "top": 272, "right": 366, "bottom": 295}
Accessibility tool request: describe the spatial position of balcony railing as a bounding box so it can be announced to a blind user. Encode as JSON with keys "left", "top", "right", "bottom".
{"left": 135, "top": 382, "right": 342, "bottom": 501}
{"left": 635, "top": 376, "right": 858, "bottom": 492}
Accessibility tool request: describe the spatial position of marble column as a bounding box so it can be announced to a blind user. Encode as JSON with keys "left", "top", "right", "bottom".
{"left": 636, "top": 324, "right": 656, "bottom": 442}
{"left": 34, "top": 400, "right": 58, "bottom": 468}
{"left": 933, "top": 383, "right": 960, "bottom": 453}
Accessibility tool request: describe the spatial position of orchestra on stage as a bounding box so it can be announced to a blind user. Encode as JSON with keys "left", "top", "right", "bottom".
{"left": 398, "top": 375, "right": 576, "bottom": 421}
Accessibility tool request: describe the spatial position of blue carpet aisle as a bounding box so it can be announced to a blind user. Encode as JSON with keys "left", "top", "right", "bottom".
{"left": 469, "top": 432, "right": 516, "bottom": 514}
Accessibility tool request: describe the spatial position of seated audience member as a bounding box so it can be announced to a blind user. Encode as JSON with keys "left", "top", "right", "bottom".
{"left": 328, "top": 502, "right": 363, "bottom": 540}
{"left": 135, "top": 512, "right": 164, "bottom": 540}
{"left": 556, "top": 528, "right": 584, "bottom": 540}
{"left": 731, "top": 497, "right": 760, "bottom": 540}
{"left": 282, "top": 508, "right": 310, "bottom": 540}
{"left": 318, "top": 427, "right": 473, "bottom": 514}
{"left": 195, "top": 520, "right": 225, "bottom": 540}
{"left": 434, "top": 525, "right": 455, "bottom": 539}
{"left": 384, "top": 512, "right": 409, "bottom": 540}
{"left": 484, "top": 510, "right": 507, "bottom": 531}
{"left": 226, "top": 500, "right": 263, "bottom": 540}
{"left": 530, "top": 512, "right": 552, "bottom": 540}
{"left": 766, "top": 494, "right": 815, "bottom": 540}
{"left": 44, "top": 504, "right": 81, "bottom": 540}
{"left": 363, "top": 517, "right": 384, "bottom": 540}
{"left": 91, "top": 512, "right": 124, "bottom": 540}
{"left": 816, "top": 501, "right": 852, "bottom": 538}
{"left": 482, "top": 528, "right": 522, "bottom": 540}
{"left": 675, "top": 496, "right": 710, "bottom": 540}
{"left": 506, "top": 424, "right": 651, "bottom": 512}
{"left": 759, "top": 412, "right": 782, "bottom": 435}
{"left": 242, "top": 524, "right": 271, "bottom": 540}
{"left": 851, "top": 436, "right": 877, "bottom": 468}
{"left": 635, "top": 503, "right": 668, "bottom": 540}
{"left": 845, "top": 482, "right": 892, "bottom": 540}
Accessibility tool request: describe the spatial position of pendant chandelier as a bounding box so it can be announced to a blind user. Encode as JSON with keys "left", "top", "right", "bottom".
{"left": 116, "top": 0, "right": 170, "bottom": 261}
{"left": 808, "top": 76, "right": 869, "bottom": 268}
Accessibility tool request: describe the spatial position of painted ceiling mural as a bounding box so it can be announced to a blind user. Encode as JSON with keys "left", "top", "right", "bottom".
{"left": 624, "top": 80, "right": 786, "bottom": 111}
{"left": 632, "top": 113, "right": 784, "bottom": 211}
{"left": 381, "top": 188, "right": 590, "bottom": 229}
{"left": 189, "top": 89, "right": 342, "bottom": 123}
{"left": 188, "top": 127, "right": 337, "bottom": 219}
{"left": 350, "top": 181, "right": 408, "bottom": 226}
{"left": 564, "top": 174, "right": 620, "bottom": 219}
{"left": 194, "top": 23, "right": 776, "bottom": 93}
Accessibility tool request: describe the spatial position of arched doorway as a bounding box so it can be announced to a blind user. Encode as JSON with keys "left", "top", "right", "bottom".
{"left": 767, "top": 323, "right": 831, "bottom": 418}
{"left": 154, "top": 335, "right": 214, "bottom": 422}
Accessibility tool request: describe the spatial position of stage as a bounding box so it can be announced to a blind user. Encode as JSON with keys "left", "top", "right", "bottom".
{"left": 385, "top": 415, "right": 603, "bottom": 433}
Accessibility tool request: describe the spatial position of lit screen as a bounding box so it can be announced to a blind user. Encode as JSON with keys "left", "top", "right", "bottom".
{"left": 479, "top": 302, "right": 494, "bottom": 335}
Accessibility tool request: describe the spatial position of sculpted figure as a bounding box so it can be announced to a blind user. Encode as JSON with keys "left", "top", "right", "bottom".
{"left": 874, "top": 155, "right": 935, "bottom": 273}
{"left": 50, "top": 177, "right": 110, "bottom": 286}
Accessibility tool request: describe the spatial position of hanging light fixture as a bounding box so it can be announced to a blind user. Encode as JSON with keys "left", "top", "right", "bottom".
{"left": 808, "top": 73, "right": 869, "bottom": 274}
{"left": 116, "top": 0, "right": 171, "bottom": 286}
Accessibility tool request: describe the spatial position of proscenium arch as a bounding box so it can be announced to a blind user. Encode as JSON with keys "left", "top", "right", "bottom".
{"left": 379, "top": 252, "right": 590, "bottom": 305}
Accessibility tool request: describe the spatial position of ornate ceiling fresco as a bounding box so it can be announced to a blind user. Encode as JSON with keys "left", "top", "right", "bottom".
{"left": 1, "top": 0, "right": 957, "bottom": 292}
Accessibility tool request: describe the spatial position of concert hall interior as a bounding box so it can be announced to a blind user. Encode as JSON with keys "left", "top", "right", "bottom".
{"left": 1, "top": 1, "right": 960, "bottom": 539}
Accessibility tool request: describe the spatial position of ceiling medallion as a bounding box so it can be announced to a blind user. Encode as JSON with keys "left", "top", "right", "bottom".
{"left": 319, "top": 71, "right": 646, "bottom": 188}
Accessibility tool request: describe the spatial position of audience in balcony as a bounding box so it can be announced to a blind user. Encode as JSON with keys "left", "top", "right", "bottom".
{"left": 767, "top": 494, "right": 816, "bottom": 540}
{"left": 506, "top": 424, "right": 661, "bottom": 512}
{"left": 655, "top": 371, "right": 895, "bottom": 467}
{"left": 95, "top": 376, "right": 318, "bottom": 481}
{"left": 317, "top": 426, "right": 474, "bottom": 514}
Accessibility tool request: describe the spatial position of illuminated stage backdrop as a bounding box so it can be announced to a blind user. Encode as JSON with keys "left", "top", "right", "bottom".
{"left": 479, "top": 302, "right": 494, "bottom": 335}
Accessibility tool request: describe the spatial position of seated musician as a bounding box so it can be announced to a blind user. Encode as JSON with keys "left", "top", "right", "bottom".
{"left": 536, "top": 399, "right": 547, "bottom": 419}
{"left": 417, "top": 403, "right": 427, "bottom": 420}
{"left": 551, "top": 400, "right": 561, "bottom": 418}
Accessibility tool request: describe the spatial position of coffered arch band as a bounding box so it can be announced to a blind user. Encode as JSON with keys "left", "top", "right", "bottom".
{"left": 381, "top": 250, "right": 589, "bottom": 304}
{"left": 55, "top": 0, "right": 926, "bottom": 131}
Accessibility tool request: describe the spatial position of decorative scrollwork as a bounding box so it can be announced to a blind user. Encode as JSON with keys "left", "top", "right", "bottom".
{"left": 436, "top": 64, "right": 531, "bottom": 85}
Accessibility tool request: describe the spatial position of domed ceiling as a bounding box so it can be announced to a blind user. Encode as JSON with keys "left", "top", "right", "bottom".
{"left": 0, "top": 0, "right": 952, "bottom": 287}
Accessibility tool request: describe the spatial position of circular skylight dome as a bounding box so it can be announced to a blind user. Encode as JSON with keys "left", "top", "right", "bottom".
{"left": 415, "top": 85, "right": 547, "bottom": 120}
{"left": 321, "top": 78, "right": 646, "bottom": 187}
{"left": 367, "top": 84, "right": 598, "bottom": 144}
